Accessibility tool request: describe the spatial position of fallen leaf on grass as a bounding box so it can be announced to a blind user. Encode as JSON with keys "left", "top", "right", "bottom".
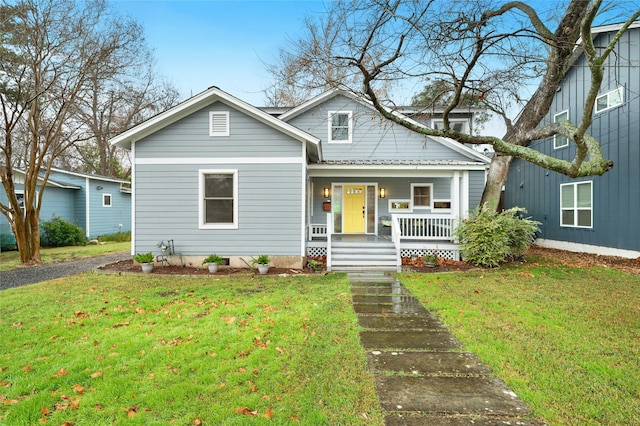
{"left": 264, "top": 407, "right": 274, "bottom": 419}
{"left": 72, "top": 384, "right": 85, "bottom": 395}
{"left": 234, "top": 406, "right": 257, "bottom": 416}
{"left": 53, "top": 368, "right": 68, "bottom": 378}
{"left": 275, "top": 347, "right": 285, "bottom": 355}
{"left": 113, "top": 321, "right": 130, "bottom": 328}
{"left": 90, "top": 371, "right": 103, "bottom": 378}
{"left": 23, "top": 364, "right": 32, "bottom": 373}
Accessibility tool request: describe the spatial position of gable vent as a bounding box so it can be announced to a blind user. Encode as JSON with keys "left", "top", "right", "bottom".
{"left": 209, "top": 111, "right": 229, "bottom": 137}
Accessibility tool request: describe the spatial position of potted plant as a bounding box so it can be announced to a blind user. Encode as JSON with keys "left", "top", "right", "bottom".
{"left": 423, "top": 253, "right": 438, "bottom": 268}
{"left": 306, "top": 258, "right": 323, "bottom": 272}
{"left": 134, "top": 252, "right": 154, "bottom": 273}
{"left": 202, "top": 254, "right": 224, "bottom": 273}
{"left": 252, "top": 255, "right": 271, "bottom": 274}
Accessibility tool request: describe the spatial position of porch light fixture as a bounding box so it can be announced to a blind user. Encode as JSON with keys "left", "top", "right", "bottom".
{"left": 379, "top": 188, "right": 386, "bottom": 198}
{"left": 323, "top": 187, "right": 330, "bottom": 198}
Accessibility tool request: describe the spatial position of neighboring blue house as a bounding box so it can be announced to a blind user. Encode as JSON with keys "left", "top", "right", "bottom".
{"left": 111, "top": 87, "right": 489, "bottom": 271}
{"left": 0, "top": 168, "right": 131, "bottom": 247}
{"left": 505, "top": 22, "right": 640, "bottom": 258}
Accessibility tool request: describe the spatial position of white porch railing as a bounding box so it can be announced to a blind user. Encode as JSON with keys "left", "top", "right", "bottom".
{"left": 308, "top": 223, "right": 327, "bottom": 240}
{"left": 391, "top": 215, "right": 402, "bottom": 270}
{"left": 392, "top": 214, "right": 455, "bottom": 240}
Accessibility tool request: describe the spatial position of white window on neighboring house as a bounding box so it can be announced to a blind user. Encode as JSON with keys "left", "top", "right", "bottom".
{"left": 411, "top": 183, "right": 433, "bottom": 209}
{"left": 595, "top": 87, "right": 624, "bottom": 113}
{"left": 431, "top": 119, "right": 469, "bottom": 134}
{"left": 199, "top": 169, "right": 238, "bottom": 229}
{"left": 553, "top": 110, "right": 569, "bottom": 149}
{"left": 209, "top": 111, "right": 230, "bottom": 136}
{"left": 328, "top": 111, "right": 352, "bottom": 143}
{"left": 560, "top": 181, "right": 592, "bottom": 228}
{"left": 102, "top": 194, "right": 112, "bottom": 207}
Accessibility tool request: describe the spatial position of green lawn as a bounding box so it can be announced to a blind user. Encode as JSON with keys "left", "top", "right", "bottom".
{"left": 401, "top": 257, "right": 640, "bottom": 425}
{"left": 0, "top": 273, "right": 383, "bottom": 425}
{"left": 3, "top": 250, "right": 638, "bottom": 425}
{"left": 0, "top": 242, "right": 130, "bottom": 272}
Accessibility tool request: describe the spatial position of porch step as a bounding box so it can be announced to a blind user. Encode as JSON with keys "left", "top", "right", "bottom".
{"left": 330, "top": 240, "right": 398, "bottom": 272}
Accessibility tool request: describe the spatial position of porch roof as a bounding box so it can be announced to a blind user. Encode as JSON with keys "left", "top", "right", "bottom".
{"left": 308, "top": 159, "right": 489, "bottom": 173}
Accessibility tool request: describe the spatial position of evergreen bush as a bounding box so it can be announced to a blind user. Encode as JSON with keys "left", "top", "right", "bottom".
{"left": 40, "top": 216, "right": 86, "bottom": 247}
{"left": 454, "top": 206, "right": 540, "bottom": 267}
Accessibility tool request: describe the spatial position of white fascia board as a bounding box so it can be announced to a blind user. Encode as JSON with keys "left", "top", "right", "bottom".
{"left": 50, "top": 167, "right": 129, "bottom": 185}
{"left": 308, "top": 165, "right": 488, "bottom": 178}
{"left": 110, "top": 86, "right": 320, "bottom": 150}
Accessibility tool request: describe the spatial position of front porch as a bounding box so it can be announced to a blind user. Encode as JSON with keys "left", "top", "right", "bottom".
{"left": 307, "top": 214, "right": 461, "bottom": 272}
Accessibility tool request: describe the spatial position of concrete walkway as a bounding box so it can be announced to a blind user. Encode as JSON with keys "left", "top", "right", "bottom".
{"left": 349, "top": 272, "right": 547, "bottom": 425}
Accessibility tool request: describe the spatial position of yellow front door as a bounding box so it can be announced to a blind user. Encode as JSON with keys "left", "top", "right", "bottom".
{"left": 343, "top": 185, "right": 365, "bottom": 233}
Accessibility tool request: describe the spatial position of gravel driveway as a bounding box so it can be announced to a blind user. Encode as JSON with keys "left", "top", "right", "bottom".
{"left": 0, "top": 251, "right": 130, "bottom": 291}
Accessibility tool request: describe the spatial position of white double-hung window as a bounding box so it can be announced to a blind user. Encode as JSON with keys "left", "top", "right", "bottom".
{"left": 199, "top": 170, "right": 238, "bottom": 229}
{"left": 328, "top": 111, "right": 352, "bottom": 143}
{"left": 595, "top": 87, "right": 624, "bottom": 113}
{"left": 560, "top": 181, "right": 592, "bottom": 228}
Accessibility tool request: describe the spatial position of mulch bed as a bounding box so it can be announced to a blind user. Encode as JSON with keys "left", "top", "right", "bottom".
{"left": 99, "top": 245, "right": 640, "bottom": 276}
{"left": 99, "top": 260, "right": 318, "bottom": 276}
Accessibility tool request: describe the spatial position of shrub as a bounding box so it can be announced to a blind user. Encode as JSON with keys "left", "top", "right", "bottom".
{"left": 40, "top": 216, "right": 86, "bottom": 247}
{"left": 454, "top": 206, "right": 541, "bottom": 267}
{"left": 100, "top": 231, "right": 131, "bottom": 242}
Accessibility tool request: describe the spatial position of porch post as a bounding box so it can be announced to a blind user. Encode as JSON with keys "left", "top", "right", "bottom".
{"left": 461, "top": 171, "right": 469, "bottom": 218}
{"left": 451, "top": 171, "right": 460, "bottom": 220}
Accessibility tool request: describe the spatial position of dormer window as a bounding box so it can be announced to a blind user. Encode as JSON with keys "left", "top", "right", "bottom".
{"left": 209, "top": 111, "right": 229, "bottom": 137}
{"left": 595, "top": 87, "right": 623, "bottom": 113}
{"left": 328, "top": 111, "right": 352, "bottom": 143}
{"left": 432, "top": 119, "right": 469, "bottom": 134}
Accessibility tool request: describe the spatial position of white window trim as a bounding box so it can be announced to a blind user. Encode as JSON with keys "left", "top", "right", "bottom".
{"left": 209, "top": 111, "right": 230, "bottom": 137}
{"left": 328, "top": 111, "right": 352, "bottom": 144}
{"left": 553, "top": 110, "right": 569, "bottom": 149}
{"left": 102, "top": 193, "right": 112, "bottom": 207}
{"left": 433, "top": 199, "right": 452, "bottom": 210}
{"left": 595, "top": 87, "right": 624, "bottom": 114}
{"left": 388, "top": 199, "right": 412, "bottom": 212}
{"left": 198, "top": 169, "right": 238, "bottom": 230}
{"left": 411, "top": 183, "right": 434, "bottom": 209}
{"left": 431, "top": 118, "right": 469, "bottom": 134}
{"left": 560, "top": 181, "right": 592, "bottom": 229}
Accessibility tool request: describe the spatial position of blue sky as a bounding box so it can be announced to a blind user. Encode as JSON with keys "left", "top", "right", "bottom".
{"left": 111, "top": 0, "right": 326, "bottom": 105}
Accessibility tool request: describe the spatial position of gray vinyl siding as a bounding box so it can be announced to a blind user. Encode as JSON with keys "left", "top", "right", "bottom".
{"left": 287, "top": 95, "right": 472, "bottom": 162}
{"left": 468, "top": 170, "right": 485, "bottom": 211}
{"left": 133, "top": 100, "right": 305, "bottom": 256}
{"left": 505, "top": 26, "right": 640, "bottom": 252}
{"left": 136, "top": 102, "right": 303, "bottom": 159}
{"left": 134, "top": 163, "right": 302, "bottom": 256}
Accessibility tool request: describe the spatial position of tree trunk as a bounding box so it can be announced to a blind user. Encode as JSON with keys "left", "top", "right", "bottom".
{"left": 480, "top": 155, "right": 513, "bottom": 211}
{"left": 13, "top": 211, "right": 41, "bottom": 265}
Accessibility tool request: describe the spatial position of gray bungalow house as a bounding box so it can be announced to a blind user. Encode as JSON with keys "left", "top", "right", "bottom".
{"left": 110, "top": 87, "right": 490, "bottom": 270}
{"left": 505, "top": 21, "right": 640, "bottom": 259}
{"left": 0, "top": 167, "right": 131, "bottom": 248}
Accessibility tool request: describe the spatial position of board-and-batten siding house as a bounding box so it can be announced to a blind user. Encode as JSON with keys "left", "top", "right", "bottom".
{"left": 110, "top": 87, "right": 490, "bottom": 271}
{"left": 0, "top": 168, "right": 131, "bottom": 248}
{"left": 505, "top": 21, "right": 640, "bottom": 259}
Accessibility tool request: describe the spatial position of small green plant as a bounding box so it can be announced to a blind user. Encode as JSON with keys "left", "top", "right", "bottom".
{"left": 133, "top": 252, "right": 154, "bottom": 263}
{"left": 99, "top": 231, "right": 131, "bottom": 242}
{"left": 454, "top": 206, "right": 540, "bottom": 267}
{"left": 40, "top": 216, "right": 86, "bottom": 247}
{"left": 202, "top": 254, "right": 225, "bottom": 265}
{"left": 423, "top": 253, "right": 438, "bottom": 264}
{"left": 252, "top": 254, "right": 270, "bottom": 265}
{"left": 307, "top": 258, "right": 323, "bottom": 271}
